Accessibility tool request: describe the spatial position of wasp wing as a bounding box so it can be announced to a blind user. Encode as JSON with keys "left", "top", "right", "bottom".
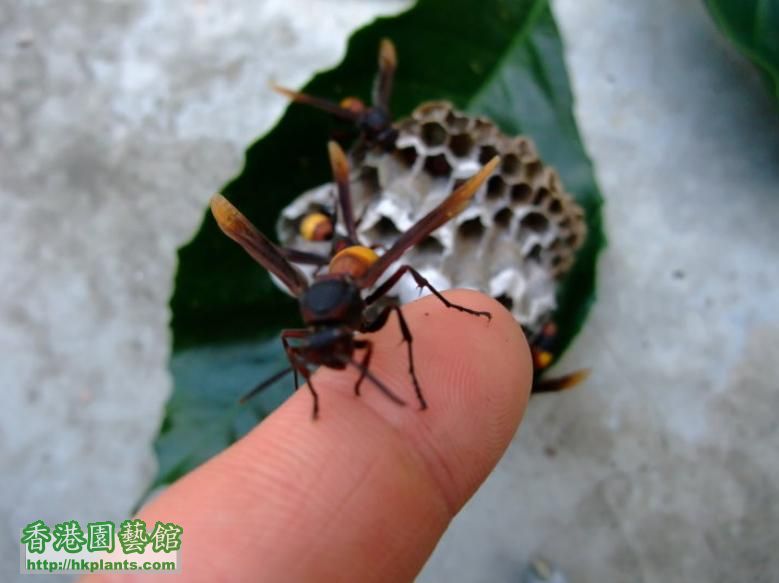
{"left": 272, "top": 85, "right": 361, "bottom": 123}
{"left": 281, "top": 247, "right": 329, "bottom": 266}
{"left": 372, "top": 38, "right": 397, "bottom": 112}
{"left": 210, "top": 193, "right": 309, "bottom": 296}
{"left": 533, "top": 369, "right": 590, "bottom": 393}
{"left": 327, "top": 141, "right": 359, "bottom": 242}
{"left": 357, "top": 156, "right": 500, "bottom": 288}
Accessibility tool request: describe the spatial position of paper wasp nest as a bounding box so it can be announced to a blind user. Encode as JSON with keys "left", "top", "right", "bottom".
{"left": 278, "top": 102, "right": 586, "bottom": 334}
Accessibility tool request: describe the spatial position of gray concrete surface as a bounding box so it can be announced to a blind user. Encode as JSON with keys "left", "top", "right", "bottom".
{"left": 1, "top": 0, "right": 778, "bottom": 582}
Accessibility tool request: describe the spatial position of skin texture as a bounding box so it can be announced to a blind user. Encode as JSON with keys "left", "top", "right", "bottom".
{"left": 84, "top": 290, "right": 531, "bottom": 583}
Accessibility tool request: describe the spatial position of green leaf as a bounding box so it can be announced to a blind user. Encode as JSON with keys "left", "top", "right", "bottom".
{"left": 147, "top": 0, "right": 605, "bottom": 495}
{"left": 704, "top": 0, "right": 779, "bottom": 103}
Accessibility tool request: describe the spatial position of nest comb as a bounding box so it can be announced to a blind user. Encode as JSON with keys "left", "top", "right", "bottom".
{"left": 278, "top": 99, "right": 586, "bottom": 336}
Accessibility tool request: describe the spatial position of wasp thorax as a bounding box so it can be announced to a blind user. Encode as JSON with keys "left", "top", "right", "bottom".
{"left": 328, "top": 245, "right": 379, "bottom": 278}
{"left": 360, "top": 107, "right": 391, "bottom": 134}
{"left": 299, "top": 212, "right": 333, "bottom": 241}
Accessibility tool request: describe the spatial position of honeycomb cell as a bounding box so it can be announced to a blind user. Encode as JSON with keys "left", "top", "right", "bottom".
{"left": 458, "top": 217, "right": 486, "bottom": 240}
{"left": 359, "top": 165, "right": 381, "bottom": 196}
{"left": 523, "top": 160, "right": 543, "bottom": 182}
{"left": 472, "top": 121, "right": 497, "bottom": 145}
{"left": 511, "top": 183, "right": 533, "bottom": 204}
{"left": 501, "top": 153, "right": 521, "bottom": 178}
{"left": 449, "top": 133, "right": 475, "bottom": 158}
{"left": 366, "top": 216, "right": 401, "bottom": 240}
{"left": 515, "top": 137, "right": 536, "bottom": 161}
{"left": 423, "top": 153, "right": 452, "bottom": 176}
{"left": 519, "top": 211, "right": 550, "bottom": 233}
{"left": 526, "top": 244, "right": 543, "bottom": 262}
{"left": 473, "top": 118, "right": 493, "bottom": 134}
{"left": 533, "top": 187, "right": 550, "bottom": 206}
{"left": 493, "top": 207, "right": 513, "bottom": 228}
{"left": 416, "top": 236, "right": 445, "bottom": 255}
{"left": 486, "top": 175, "right": 506, "bottom": 200}
{"left": 445, "top": 110, "right": 470, "bottom": 133}
{"left": 479, "top": 144, "right": 499, "bottom": 165}
{"left": 548, "top": 198, "right": 563, "bottom": 215}
{"left": 421, "top": 121, "right": 448, "bottom": 147}
{"left": 395, "top": 146, "right": 418, "bottom": 168}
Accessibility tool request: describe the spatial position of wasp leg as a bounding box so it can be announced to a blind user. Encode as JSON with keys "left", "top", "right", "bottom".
{"left": 299, "top": 366, "right": 319, "bottom": 419}
{"left": 362, "top": 304, "right": 427, "bottom": 410}
{"left": 345, "top": 353, "right": 407, "bottom": 406}
{"left": 286, "top": 349, "right": 319, "bottom": 419}
{"left": 239, "top": 367, "right": 293, "bottom": 404}
{"left": 365, "top": 265, "right": 491, "bottom": 321}
{"left": 282, "top": 329, "right": 312, "bottom": 391}
{"left": 327, "top": 141, "right": 360, "bottom": 244}
{"left": 352, "top": 338, "right": 373, "bottom": 397}
{"left": 238, "top": 327, "right": 311, "bottom": 403}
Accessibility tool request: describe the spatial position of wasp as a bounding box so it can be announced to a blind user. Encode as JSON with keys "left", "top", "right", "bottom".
{"left": 210, "top": 142, "right": 499, "bottom": 417}
{"left": 274, "top": 38, "right": 399, "bottom": 152}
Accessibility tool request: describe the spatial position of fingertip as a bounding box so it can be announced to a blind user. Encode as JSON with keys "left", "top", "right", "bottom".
{"left": 348, "top": 290, "right": 533, "bottom": 513}
{"left": 404, "top": 288, "right": 532, "bottom": 417}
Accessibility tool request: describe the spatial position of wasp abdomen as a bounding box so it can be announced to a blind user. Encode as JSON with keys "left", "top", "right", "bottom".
{"left": 300, "top": 212, "right": 334, "bottom": 241}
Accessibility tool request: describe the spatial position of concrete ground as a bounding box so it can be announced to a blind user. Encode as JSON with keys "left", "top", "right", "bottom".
{"left": 2, "top": 0, "right": 778, "bottom": 581}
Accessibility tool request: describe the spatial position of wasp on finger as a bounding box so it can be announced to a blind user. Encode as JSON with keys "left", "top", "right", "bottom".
{"left": 211, "top": 143, "right": 500, "bottom": 417}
